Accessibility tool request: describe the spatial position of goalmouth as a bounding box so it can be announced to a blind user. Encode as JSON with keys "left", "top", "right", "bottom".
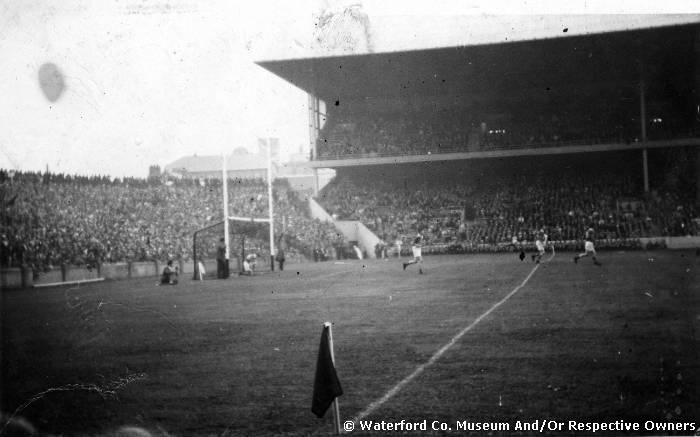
{"left": 192, "top": 216, "right": 274, "bottom": 279}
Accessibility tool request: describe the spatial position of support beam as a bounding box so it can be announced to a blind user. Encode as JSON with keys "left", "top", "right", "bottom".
{"left": 640, "top": 78, "right": 649, "bottom": 193}
{"left": 308, "top": 94, "right": 320, "bottom": 161}
{"left": 308, "top": 138, "right": 700, "bottom": 168}
{"left": 643, "top": 148, "right": 650, "bottom": 194}
{"left": 267, "top": 142, "right": 275, "bottom": 271}
{"left": 313, "top": 168, "right": 320, "bottom": 196}
{"left": 222, "top": 154, "right": 230, "bottom": 260}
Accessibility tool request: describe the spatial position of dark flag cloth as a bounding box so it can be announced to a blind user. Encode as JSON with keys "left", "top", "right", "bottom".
{"left": 311, "top": 324, "right": 343, "bottom": 418}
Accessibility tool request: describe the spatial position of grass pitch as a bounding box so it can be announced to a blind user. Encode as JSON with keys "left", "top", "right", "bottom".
{"left": 2, "top": 251, "right": 699, "bottom": 436}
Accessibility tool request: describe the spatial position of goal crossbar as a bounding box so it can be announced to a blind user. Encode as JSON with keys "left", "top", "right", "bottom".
{"left": 228, "top": 216, "right": 271, "bottom": 223}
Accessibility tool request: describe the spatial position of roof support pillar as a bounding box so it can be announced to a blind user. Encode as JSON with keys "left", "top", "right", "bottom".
{"left": 640, "top": 78, "right": 649, "bottom": 193}
{"left": 308, "top": 94, "right": 320, "bottom": 161}
{"left": 313, "top": 168, "right": 320, "bottom": 196}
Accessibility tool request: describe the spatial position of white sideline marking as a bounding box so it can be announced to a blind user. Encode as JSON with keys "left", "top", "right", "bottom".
{"left": 353, "top": 263, "right": 540, "bottom": 423}
{"left": 33, "top": 277, "right": 105, "bottom": 288}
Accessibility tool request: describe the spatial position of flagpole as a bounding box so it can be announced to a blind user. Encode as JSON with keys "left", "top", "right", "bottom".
{"left": 326, "top": 322, "right": 341, "bottom": 435}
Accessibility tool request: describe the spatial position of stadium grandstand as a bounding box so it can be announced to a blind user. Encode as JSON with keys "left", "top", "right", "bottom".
{"left": 256, "top": 14, "right": 700, "bottom": 257}
{"left": 0, "top": 172, "right": 345, "bottom": 274}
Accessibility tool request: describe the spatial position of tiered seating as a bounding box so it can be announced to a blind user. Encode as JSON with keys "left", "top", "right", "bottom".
{"left": 316, "top": 111, "right": 698, "bottom": 159}
{"left": 317, "top": 168, "right": 698, "bottom": 251}
{"left": 0, "top": 171, "right": 344, "bottom": 270}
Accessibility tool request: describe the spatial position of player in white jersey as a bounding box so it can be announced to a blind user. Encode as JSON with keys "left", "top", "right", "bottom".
{"left": 531, "top": 230, "right": 548, "bottom": 264}
{"left": 532, "top": 229, "right": 549, "bottom": 264}
{"left": 402, "top": 232, "right": 424, "bottom": 274}
{"left": 241, "top": 253, "right": 258, "bottom": 275}
{"left": 573, "top": 227, "right": 602, "bottom": 266}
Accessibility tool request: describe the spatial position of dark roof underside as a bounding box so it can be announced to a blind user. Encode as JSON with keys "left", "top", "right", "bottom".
{"left": 258, "top": 24, "right": 699, "bottom": 102}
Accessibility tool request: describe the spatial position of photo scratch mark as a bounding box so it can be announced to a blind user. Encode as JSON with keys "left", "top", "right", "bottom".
{"left": 64, "top": 288, "right": 185, "bottom": 335}
{"left": 0, "top": 373, "right": 147, "bottom": 435}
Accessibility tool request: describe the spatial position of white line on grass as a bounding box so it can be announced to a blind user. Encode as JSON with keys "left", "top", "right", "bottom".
{"left": 352, "top": 263, "right": 540, "bottom": 423}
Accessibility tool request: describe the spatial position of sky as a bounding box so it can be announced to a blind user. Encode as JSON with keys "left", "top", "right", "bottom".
{"left": 0, "top": 0, "right": 315, "bottom": 178}
{"left": 1, "top": 0, "right": 698, "bottom": 178}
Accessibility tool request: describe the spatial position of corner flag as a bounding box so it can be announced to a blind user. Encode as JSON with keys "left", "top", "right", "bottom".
{"left": 311, "top": 323, "right": 343, "bottom": 419}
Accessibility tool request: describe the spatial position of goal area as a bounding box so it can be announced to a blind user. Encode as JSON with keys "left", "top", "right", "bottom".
{"left": 192, "top": 217, "right": 273, "bottom": 279}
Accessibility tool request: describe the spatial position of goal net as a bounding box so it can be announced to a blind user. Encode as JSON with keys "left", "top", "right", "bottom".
{"left": 192, "top": 216, "right": 273, "bottom": 279}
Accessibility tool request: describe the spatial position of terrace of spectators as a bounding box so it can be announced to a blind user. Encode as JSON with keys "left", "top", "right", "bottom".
{"left": 316, "top": 150, "right": 698, "bottom": 253}
{"left": 0, "top": 171, "right": 344, "bottom": 272}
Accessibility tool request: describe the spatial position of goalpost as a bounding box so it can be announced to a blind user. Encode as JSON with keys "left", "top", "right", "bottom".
{"left": 192, "top": 216, "right": 273, "bottom": 279}
{"left": 192, "top": 146, "right": 275, "bottom": 279}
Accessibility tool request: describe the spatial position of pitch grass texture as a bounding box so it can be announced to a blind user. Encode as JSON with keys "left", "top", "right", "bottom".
{"left": 2, "top": 252, "right": 698, "bottom": 436}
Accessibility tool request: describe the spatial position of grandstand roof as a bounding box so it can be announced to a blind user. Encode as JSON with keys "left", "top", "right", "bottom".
{"left": 256, "top": 17, "right": 700, "bottom": 100}
{"left": 165, "top": 153, "right": 269, "bottom": 175}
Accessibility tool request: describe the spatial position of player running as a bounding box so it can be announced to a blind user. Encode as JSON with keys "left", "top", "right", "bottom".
{"left": 531, "top": 229, "right": 548, "bottom": 264}
{"left": 573, "top": 227, "right": 602, "bottom": 266}
{"left": 402, "top": 232, "right": 424, "bottom": 274}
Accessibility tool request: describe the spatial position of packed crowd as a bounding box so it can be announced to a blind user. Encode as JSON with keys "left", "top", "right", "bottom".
{"left": 317, "top": 168, "right": 698, "bottom": 251}
{"left": 318, "top": 177, "right": 467, "bottom": 244}
{"left": 316, "top": 111, "right": 698, "bottom": 159}
{"left": 318, "top": 112, "right": 470, "bottom": 158}
{"left": 270, "top": 183, "right": 344, "bottom": 262}
{"left": 0, "top": 170, "right": 344, "bottom": 271}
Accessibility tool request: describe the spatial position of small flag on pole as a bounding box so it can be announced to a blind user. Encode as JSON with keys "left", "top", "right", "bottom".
{"left": 312, "top": 322, "right": 343, "bottom": 419}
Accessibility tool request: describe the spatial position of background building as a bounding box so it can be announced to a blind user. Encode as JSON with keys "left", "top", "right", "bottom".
{"left": 165, "top": 148, "right": 276, "bottom": 180}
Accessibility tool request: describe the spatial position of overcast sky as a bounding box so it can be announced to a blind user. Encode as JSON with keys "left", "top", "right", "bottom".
{"left": 1, "top": 0, "right": 697, "bottom": 178}
{"left": 0, "top": 0, "right": 316, "bottom": 178}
